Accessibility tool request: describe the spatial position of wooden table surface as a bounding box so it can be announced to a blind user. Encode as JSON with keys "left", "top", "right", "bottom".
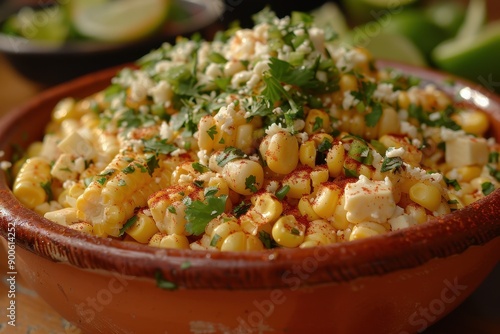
{"left": 1, "top": 2, "right": 500, "bottom": 331}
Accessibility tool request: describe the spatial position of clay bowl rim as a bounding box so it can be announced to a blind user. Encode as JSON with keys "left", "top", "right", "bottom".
{"left": 0, "top": 60, "right": 499, "bottom": 290}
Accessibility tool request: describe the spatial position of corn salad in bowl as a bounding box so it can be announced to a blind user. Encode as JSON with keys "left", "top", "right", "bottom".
{"left": 8, "top": 8, "right": 499, "bottom": 253}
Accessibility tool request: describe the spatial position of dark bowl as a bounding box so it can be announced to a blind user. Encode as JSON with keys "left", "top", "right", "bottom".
{"left": 0, "top": 0, "right": 223, "bottom": 86}
{"left": 0, "top": 61, "right": 499, "bottom": 334}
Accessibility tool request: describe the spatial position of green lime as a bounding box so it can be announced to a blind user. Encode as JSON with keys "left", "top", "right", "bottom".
{"left": 432, "top": 21, "right": 500, "bottom": 88}
{"left": 341, "top": 0, "right": 419, "bottom": 25}
{"left": 379, "top": 10, "right": 448, "bottom": 60}
{"left": 349, "top": 31, "right": 427, "bottom": 66}
{"left": 68, "top": 0, "right": 171, "bottom": 42}
{"left": 424, "top": 1, "right": 466, "bottom": 38}
{"left": 312, "top": 2, "right": 349, "bottom": 38}
{"left": 2, "top": 6, "right": 69, "bottom": 43}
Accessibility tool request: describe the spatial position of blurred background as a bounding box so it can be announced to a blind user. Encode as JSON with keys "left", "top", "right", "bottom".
{"left": 0, "top": 0, "right": 499, "bottom": 333}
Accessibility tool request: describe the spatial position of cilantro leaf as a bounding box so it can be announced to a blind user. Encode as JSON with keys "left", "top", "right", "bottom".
{"left": 216, "top": 147, "right": 246, "bottom": 167}
{"left": 481, "top": 182, "right": 495, "bottom": 196}
{"left": 381, "top": 156, "right": 403, "bottom": 173}
{"left": 444, "top": 177, "right": 461, "bottom": 191}
{"left": 40, "top": 181, "right": 53, "bottom": 202}
{"left": 259, "top": 230, "right": 278, "bottom": 249}
{"left": 142, "top": 137, "right": 177, "bottom": 155}
{"left": 184, "top": 193, "right": 228, "bottom": 236}
{"left": 245, "top": 175, "right": 258, "bottom": 193}
{"left": 365, "top": 103, "right": 383, "bottom": 127}
{"left": 206, "top": 125, "right": 217, "bottom": 140}
{"left": 233, "top": 201, "right": 251, "bottom": 217}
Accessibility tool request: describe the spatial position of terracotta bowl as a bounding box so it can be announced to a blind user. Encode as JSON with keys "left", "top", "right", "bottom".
{"left": 0, "top": 61, "right": 499, "bottom": 334}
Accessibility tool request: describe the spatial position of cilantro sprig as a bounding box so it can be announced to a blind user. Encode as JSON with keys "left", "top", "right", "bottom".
{"left": 184, "top": 187, "right": 228, "bottom": 236}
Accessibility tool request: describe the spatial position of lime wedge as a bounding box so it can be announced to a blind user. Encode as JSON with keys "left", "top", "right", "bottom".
{"left": 455, "top": 0, "right": 486, "bottom": 41}
{"left": 3, "top": 6, "right": 69, "bottom": 43}
{"left": 425, "top": 1, "right": 466, "bottom": 38}
{"left": 341, "top": 0, "right": 418, "bottom": 24}
{"left": 312, "top": 3, "right": 349, "bottom": 38}
{"left": 432, "top": 21, "right": 500, "bottom": 85}
{"left": 69, "top": 0, "right": 170, "bottom": 42}
{"left": 351, "top": 32, "right": 427, "bottom": 67}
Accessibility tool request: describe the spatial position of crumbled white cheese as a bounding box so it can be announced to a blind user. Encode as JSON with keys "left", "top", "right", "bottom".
{"left": 266, "top": 180, "right": 280, "bottom": 193}
{"left": 0, "top": 161, "right": 12, "bottom": 170}
{"left": 344, "top": 175, "right": 396, "bottom": 224}
{"left": 265, "top": 123, "right": 288, "bottom": 136}
{"left": 386, "top": 147, "right": 405, "bottom": 158}
{"left": 342, "top": 91, "right": 358, "bottom": 110}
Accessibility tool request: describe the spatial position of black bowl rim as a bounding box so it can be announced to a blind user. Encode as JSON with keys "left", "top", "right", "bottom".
{"left": 0, "top": 60, "right": 499, "bottom": 290}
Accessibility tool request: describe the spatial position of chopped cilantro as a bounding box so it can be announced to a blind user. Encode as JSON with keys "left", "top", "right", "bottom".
{"left": 259, "top": 230, "right": 278, "bottom": 249}
{"left": 142, "top": 137, "right": 177, "bottom": 155}
{"left": 275, "top": 185, "right": 290, "bottom": 200}
{"left": 317, "top": 139, "right": 332, "bottom": 153}
{"left": 192, "top": 162, "right": 209, "bottom": 173}
{"left": 444, "top": 177, "right": 461, "bottom": 191}
{"left": 215, "top": 147, "right": 246, "bottom": 167}
{"left": 208, "top": 52, "right": 227, "bottom": 64}
{"left": 40, "top": 181, "right": 53, "bottom": 202}
{"left": 145, "top": 154, "right": 160, "bottom": 176}
{"left": 312, "top": 117, "right": 323, "bottom": 132}
{"left": 290, "top": 227, "right": 300, "bottom": 236}
{"left": 245, "top": 175, "right": 258, "bottom": 193}
{"left": 365, "top": 103, "right": 382, "bottom": 127}
{"left": 233, "top": 201, "right": 251, "bottom": 217}
{"left": 482, "top": 182, "right": 495, "bottom": 196}
{"left": 155, "top": 271, "right": 178, "bottom": 291}
{"left": 207, "top": 125, "right": 217, "bottom": 140}
{"left": 118, "top": 179, "right": 127, "bottom": 187}
{"left": 343, "top": 167, "right": 358, "bottom": 177}
{"left": 168, "top": 205, "right": 177, "bottom": 214}
{"left": 122, "top": 165, "right": 135, "bottom": 174}
{"left": 381, "top": 156, "right": 403, "bottom": 173}
{"left": 489, "top": 152, "right": 499, "bottom": 163}
{"left": 184, "top": 192, "right": 228, "bottom": 236}
{"left": 487, "top": 165, "right": 500, "bottom": 182}
{"left": 119, "top": 215, "right": 138, "bottom": 237}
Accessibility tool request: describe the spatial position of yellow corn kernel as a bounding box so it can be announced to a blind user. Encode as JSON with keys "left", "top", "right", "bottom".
{"left": 405, "top": 204, "right": 428, "bottom": 225}
{"left": 339, "top": 73, "right": 358, "bottom": 92}
{"left": 149, "top": 233, "right": 165, "bottom": 247}
{"left": 326, "top": 143, "right": 345, "bottom": 178}
{"left": 26, "top": 141, "right": 44, "bottom": 158}
{"left": 311, "top": 183, "right": 342, "bottom": 219}
{"left": 398, "top": 91, "right": 411, "bottom": 110}
{"left": 159, "top": 234, "right": 190, "bottom": 249}
{"left": 67, "top": 222, "right": 93, "bottom": 234}
{"left": 434, "top": 201, "right": 451, "bottom": 216}
{"left": 447, "top": 193, "right": 465, "bottom": 211}
{"left": 235, "top": 123, "right": 254, "bottom": 154}
{"left": 332, "top": 195, "right": 350, "bottom": 230}
{"left": 208, "top": 175, "right": 230, "bottom": 197}
{"left": 409, "top": 183, "right": 442, "bottom": 212}
{"left": 378, "top": 107, "right": 400, "bottom": 136}
{"left": 299, "top": 239, "right": 322, "bottom": 248}
{"left": 198, "top": 115, "right": 216, "bottom": 152}
{"left": 265, "top": 131, "right": 299, "bottom": 174}
{"left": 246, "top": 235, "right": 265, "bottom": 251}
{"left": 222, "top": 159, "right": 264, "bottom": 195}
{"left": 125, "top": 212, "right": 160, "bottom": 244}
{"left": 221, "top": 231, "right": 247, "bottom": 252}
{"left": 299, "top": 140, "right": 316, "bottom": 168}
{"left": 304, "top": 109, "right": 331, "bottom": 134}
{"left": 44, "top": 207, "right": 79, "bottom": 226}
{"left": 282, "top": 169, "right": 311, "bottom": 199}
{"left": 349, "top": 112, "right": 366, "bottom": 137}
{"left": 310, "top": 166, "right": 329, "bottom": 189}
{"left": 51, "top": 97, "right": 77, "bottom": 123}
{"left": 306, "top": 219, "right": 336, "bottom": 244}
{"left": 349, "top": 222, "right": 387, "bottom": 241}
{"left": 13, "top": 157, "right": 52, "bottom": 209}
{"left": 400, "top": 178, "right": 419, "bottom": 193}
{"left": 453, "top": 110, "right": 489, "bottom": 137}
{"left": 358, "top": 164, "right": 373, "bottom": 179}
{"left": 272, "top": 215, "right": 305, "bottom": 248}
{"left": 210, "top": 221, "right": 242, "bottom": 249}
{"left": 470, "top": 176, "right": 494, "bottom": 192}
{"left": 298, "top": 196, "right": 321, "bottom": 221}
{"left": 455, "top": 166, "right": 482, "bottom": 182}
{"left": 241, "top": 193, "right": 283, "bottom": 234}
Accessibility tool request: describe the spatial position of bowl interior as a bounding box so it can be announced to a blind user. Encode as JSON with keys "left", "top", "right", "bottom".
{"left": 0, "top": 61, "right": 499, "bottom": 290}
